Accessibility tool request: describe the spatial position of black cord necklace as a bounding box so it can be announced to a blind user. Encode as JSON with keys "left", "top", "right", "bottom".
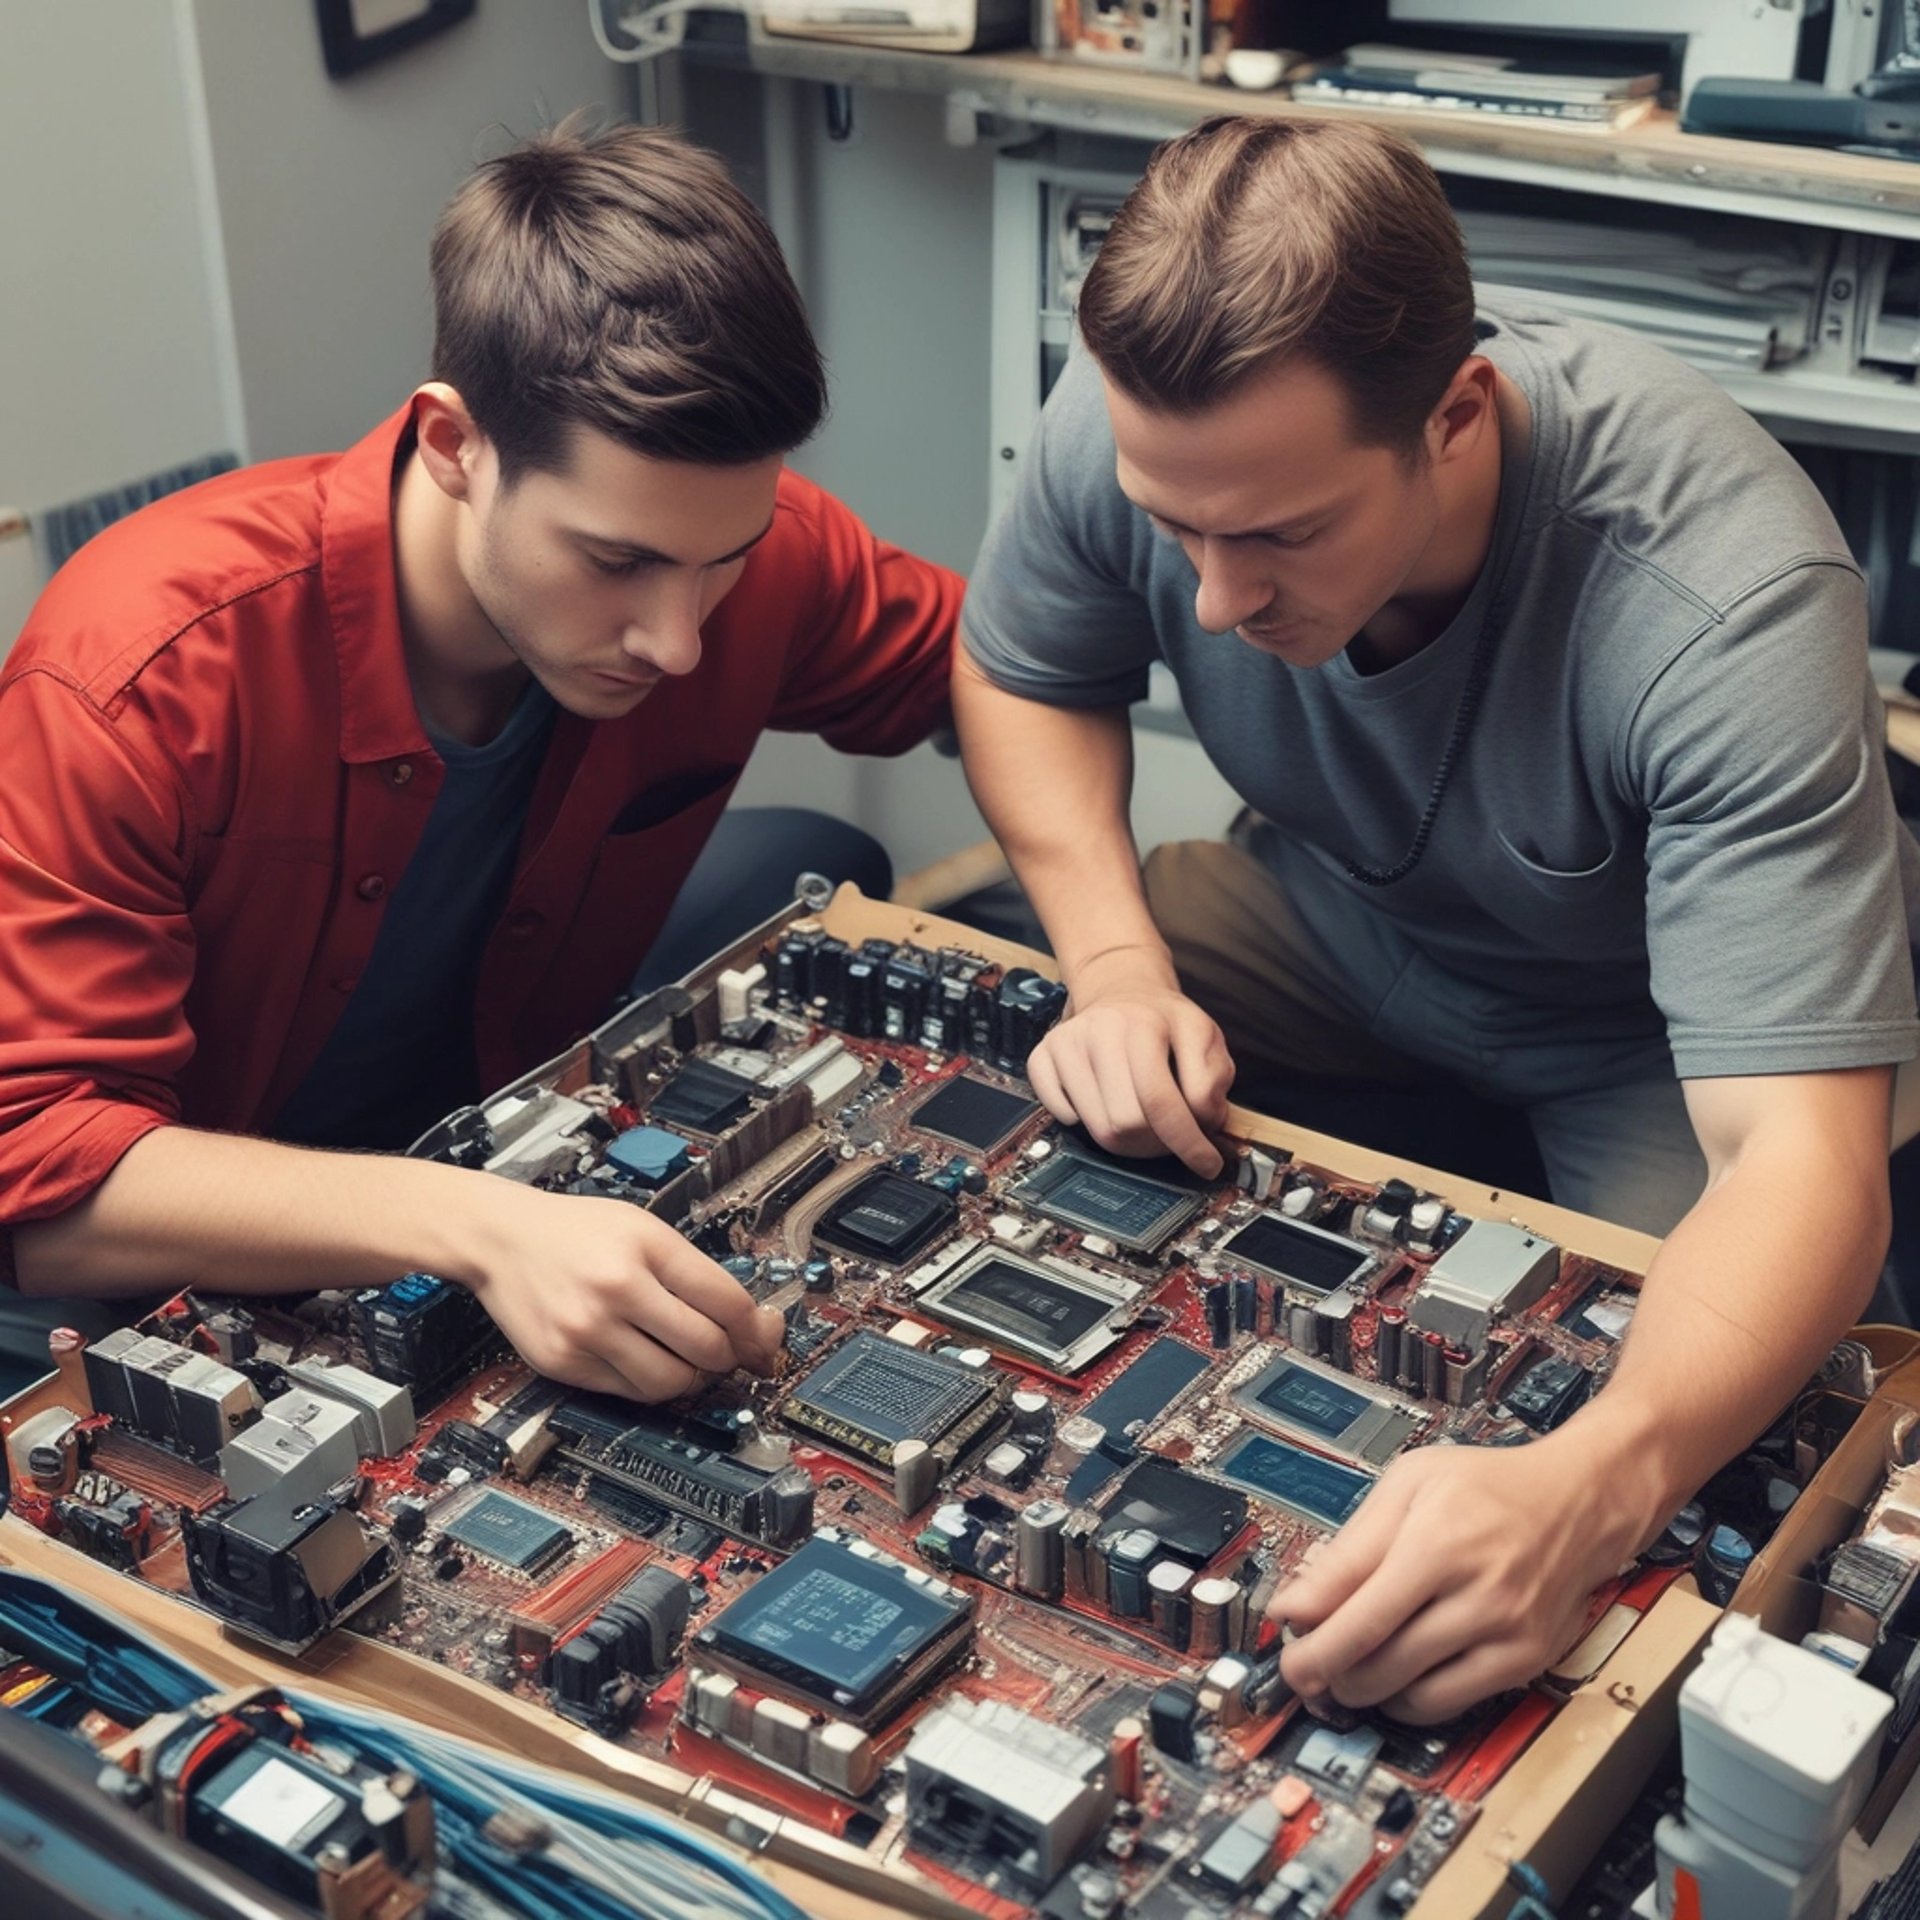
{"left": 1342, "top": 579, "right": 1508, "bottom": 889}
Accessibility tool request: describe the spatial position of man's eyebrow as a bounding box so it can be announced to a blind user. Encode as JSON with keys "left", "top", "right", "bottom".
{"left": 572, "top": 516, "right": 777, "bottom": 567}
{"left": 1137, "top": 504, "right": 1319, "bottom": 542}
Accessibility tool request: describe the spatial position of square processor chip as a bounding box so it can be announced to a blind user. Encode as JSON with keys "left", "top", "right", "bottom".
{"left": 783, "top": 1331, "right": 998, "bottom": 1465}
{"left": 1010, "top": 1138, "right": 1202, "bottom": 1254}
{"left": 814, "top": 1170, "right": 957, "bottom": 1265}
{"left": 439, "top": 1490, "right": 574, "bottom": 1572}
{"left": 911, "top": 1076, "right": 1039, "bottom": 1155}
{"left": 693, "top": 1531, "right": 973, "bottom": 1724}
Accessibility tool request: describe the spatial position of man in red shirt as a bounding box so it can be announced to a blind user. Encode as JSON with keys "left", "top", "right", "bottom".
{"left": 0, "top": 119, "right": 958, "bottom": 1402}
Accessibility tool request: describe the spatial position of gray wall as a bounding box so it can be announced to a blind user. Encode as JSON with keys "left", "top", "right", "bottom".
{"left": 188, "top": 0, "right": 631, "bottom": 459}
{"left": 0, "top": 2, "right": 232, "bottom": 516}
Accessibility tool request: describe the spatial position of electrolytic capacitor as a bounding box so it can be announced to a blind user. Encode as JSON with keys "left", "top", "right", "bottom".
{"left": 1443, "top": 1346, "right": 1474, "bottom": 1407}
{"left": 1233, "top": 1273, "right": 1260, "bottom": 1334}
{"left": 1010, "top": 1389, "right": 1053, "bottom": 1438}
{"left": 1422, "top": 1331, "right": 1448, "bottom": 1400}
{"left": 1288, "top": 1304, "right": 1320, "bottom": 1355}
{"left": 1190, "top": 1576, "right": 1247, "bottom": 1658}
{"left": 1111, "top": 1716, "right": 1146, "bottom": 1803}
{"left": 1204, "top": 1278, "right": 1234, "bottom": 1350}
{"left": 1106, "top": 1528, "right": 1160, "bottom": 1619}
{"left": 1148, "top": 1559, "right": 1194, "bottom": 1647}
{"left": 1015, "top": 1498, "right": 1068, "bottom": 1600}
{"left": 1063, "top": 1507, "right": 1105, "bottom": 1608}
{"left": 892, "top": 1438, "right": 938, "bottom": 1515}
{"left": 1375, "top": 1307, "right": 1405, "bottom": 1388}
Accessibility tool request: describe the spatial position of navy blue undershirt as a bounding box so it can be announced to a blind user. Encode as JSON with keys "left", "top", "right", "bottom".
{"left": 274, "top": 679, "right": 557, "bottom": 1151}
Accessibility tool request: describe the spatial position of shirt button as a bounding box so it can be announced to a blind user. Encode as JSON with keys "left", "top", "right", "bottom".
{"left": 356, "top": 874, "right": 388, "bottom": 902}
{"left": 505, "top": 909, "right": 544, "bottom": 938}
{"left": 389, "top": 760, "right": 415, "bottom": 786}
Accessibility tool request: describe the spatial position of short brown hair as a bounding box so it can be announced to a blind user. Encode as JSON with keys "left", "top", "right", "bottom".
{"left": 430, "top": 114, "right": 826, "bottom": 479}
{"left": 1078, "top": 117, "right": 1477, "bottom": 452}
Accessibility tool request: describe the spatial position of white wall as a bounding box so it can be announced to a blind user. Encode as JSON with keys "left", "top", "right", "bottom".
{"left": 0, "top": 2, "right": 231, "bottom": 534}
{"left": 187, "top": 0, "right": 632, "bottom": 459}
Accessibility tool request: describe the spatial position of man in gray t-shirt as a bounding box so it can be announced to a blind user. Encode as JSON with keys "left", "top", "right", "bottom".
{"left": 955, "top": 117, "right": 1917, "bottom": 1727}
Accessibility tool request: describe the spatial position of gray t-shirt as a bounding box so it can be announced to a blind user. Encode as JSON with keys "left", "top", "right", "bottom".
{"left": 963, "top": 304, "right": 1920, "bottom": 1096}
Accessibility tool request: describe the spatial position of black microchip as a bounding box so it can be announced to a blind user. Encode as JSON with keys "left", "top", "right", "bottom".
{"left": 696, "top": 1533, "right": 973, "bottom": 1722}
{"left": 649, "top": 1059, "right": 757, "bottom": 1135}
{"left": 814, "top": 1171, "right": 956, "bottom": 1264}
{"left": 440, "top": 1490, "right": 574, "bottom": 1571}
{"left": 1220, "top": 1214, "right": 1372, "bottom": 1296}
{"left": 1504, "top": 1354, "right": 1590, "bottom": 1431}
{"left": 1098, "top": 1456, "right": 1247, "bottom": 1567}
{"left": 925, "top": 1255, "right": 1116, "bottom": 1366}
{"left": 785, "top": 1331, "right": 993, "bottom": 1461}
{"left": 911, "top": 1076, "right": 1039, "bottom": 1154}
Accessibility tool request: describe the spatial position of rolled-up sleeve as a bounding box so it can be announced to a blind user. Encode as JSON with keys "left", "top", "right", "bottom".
{"left": 0, "top": 668, "right": 194, "bottom": 1238}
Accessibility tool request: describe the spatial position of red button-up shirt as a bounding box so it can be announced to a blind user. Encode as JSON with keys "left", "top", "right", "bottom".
{"left": 0, "top": 402, "right": 959, "bottom": 1250}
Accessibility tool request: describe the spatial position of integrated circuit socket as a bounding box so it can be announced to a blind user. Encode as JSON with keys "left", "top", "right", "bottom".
{"left": 908, "top": 1239, "right": 1142, "bottom": 1374}
{"left": 1008, "top": 1138, "right": 1202, "bottom": 1254}
{"left": 438, "top": 1489, "right": 575, "bottom": 1573}
{"left": 693, "top": 1529, "right": 973, "bottom": 1725}
{"left": 782, "top": 1330, "right": 1002, "bottom": 1467}
{"left": 1234, "top": 1350, "right": 1424, "bottom": 1467}
{"left": 1219, "top": 1212, "right": 1377, "bottom": 1299}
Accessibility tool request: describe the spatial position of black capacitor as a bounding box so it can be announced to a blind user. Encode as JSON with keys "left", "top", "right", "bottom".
{"left": 390, "top": 1498, "right": 428, "bottom": 1545}
{"left": 993, "top": 970, "right": 1069, "bottom": 1070}
{"left": 1375, "top": 1307, "right": 1405, "bottom": 1387}
{"left": 1105, "top": 1527, "right": 1160, "bottom": 1619}
{"left": 1147, "top": 1680, "right": 1203, "bottom": 1763}
{"left": 880, "top": 951, "right": 932, "bottom": 1042}
{"left": 1422, "top": 1331, "right": 1448, "bottom": 1401}
{"left": 811, "top": 936, "right": 852, "bottom": 1024}
{"left": 1314, "top": 1300, "right": 1354, "bottom": 1373}
{"left": 773, "top": 929, "right": 823, "bottom": 1007}
{"left": 1233, "top": 1273, "right": 1260, "bottom": 1334}
{"left": 1204, "top": 1278, "right": 1234, "bottom": 1350}
{"left": 964, "top": 968, "right": 1003, "bottom": 1060}
{"left": 923, "top": 974, "right": 972, "bottom": 1053}
{"left": 1443, "top": 1346, "right": 1474, "bottom": 1407}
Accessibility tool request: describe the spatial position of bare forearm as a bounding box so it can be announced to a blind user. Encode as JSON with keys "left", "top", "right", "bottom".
{"left": 1554, "top": 1126, "right": 1889, "bottom": 1531}
{"left": 12, "top": 1126, "right": 504, "bottom": 1300}
{"left": 953, "top": 645, "right": 1169, "bottom": 990}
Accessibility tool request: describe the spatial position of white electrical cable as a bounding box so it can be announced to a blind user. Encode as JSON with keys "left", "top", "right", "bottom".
{"left": 589, "top": 0, "right": 733, "bottom": 64}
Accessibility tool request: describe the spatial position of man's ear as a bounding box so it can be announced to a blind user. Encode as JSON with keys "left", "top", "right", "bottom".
{"left": 1425, "top": 357, "right": 1497, "bottom": 468}
{"left": 411, "top": 383, "right": 488, "bottom": 504}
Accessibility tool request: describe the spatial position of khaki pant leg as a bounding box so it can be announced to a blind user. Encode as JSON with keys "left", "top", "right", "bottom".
{"left": 1142, "top": 839, "right": 1436, "bottom": 1089}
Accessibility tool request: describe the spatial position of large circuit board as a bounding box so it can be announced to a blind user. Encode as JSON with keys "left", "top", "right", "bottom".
{"left": 0, "top": 897, "right": 1852, "bottom": 1920}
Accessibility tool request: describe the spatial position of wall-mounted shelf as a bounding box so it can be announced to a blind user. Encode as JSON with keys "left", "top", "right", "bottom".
{"left": 697, "top": 37, "right": 1920, "bottom": 241}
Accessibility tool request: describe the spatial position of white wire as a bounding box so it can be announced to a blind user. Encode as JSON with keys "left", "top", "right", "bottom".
{"left": 589, "top": 0, "right": 735, "bottom": 64}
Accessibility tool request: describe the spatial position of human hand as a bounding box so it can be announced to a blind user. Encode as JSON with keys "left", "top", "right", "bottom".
{"left": 1028, "top": 950, "right": 1235, "bottom": 1177}
{"left": 1267, "top": 1425, "right": 1668, "bottom": 1724}
{"left": 460, "top": 1185, "right": 786, "bottom": 1401}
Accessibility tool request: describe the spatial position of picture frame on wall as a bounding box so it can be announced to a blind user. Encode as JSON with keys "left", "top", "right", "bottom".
{"left": 315, "top": 0, "right": 477, "bottom": 79}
